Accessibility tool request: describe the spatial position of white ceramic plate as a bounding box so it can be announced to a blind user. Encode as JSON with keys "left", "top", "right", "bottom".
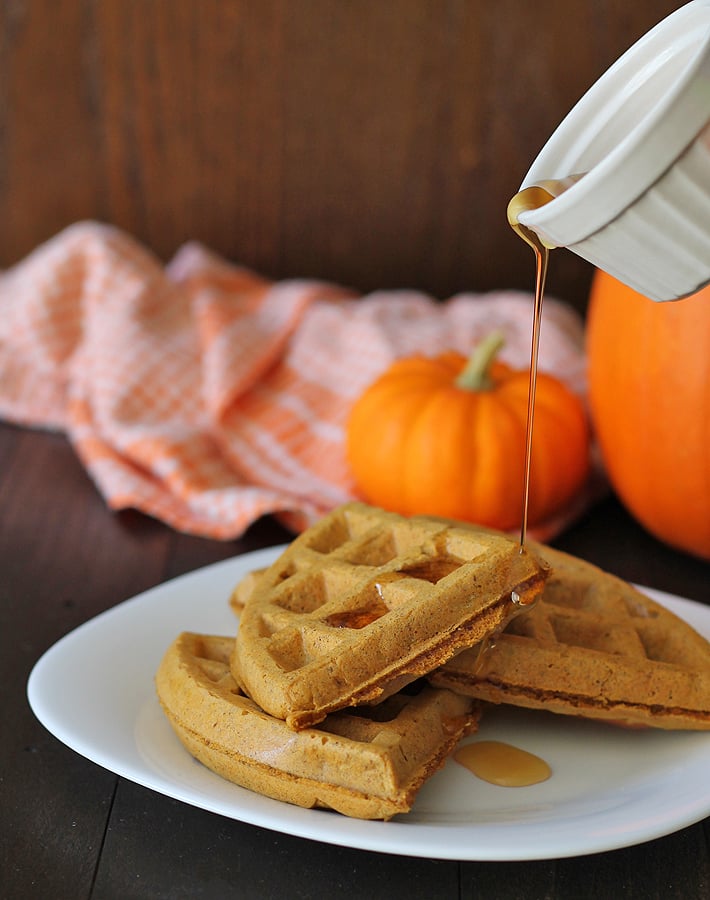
{"left": 27, "top": 546, "right": 710, "bottom": 861}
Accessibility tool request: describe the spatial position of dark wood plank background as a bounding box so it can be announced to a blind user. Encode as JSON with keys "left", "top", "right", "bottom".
{"left": 0, "top": 0, "right": 683, "bottom": 314}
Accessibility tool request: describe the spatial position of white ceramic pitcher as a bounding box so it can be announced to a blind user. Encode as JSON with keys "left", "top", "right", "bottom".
{"left": 514, "top": 0, "right": 710, "bottom": 302}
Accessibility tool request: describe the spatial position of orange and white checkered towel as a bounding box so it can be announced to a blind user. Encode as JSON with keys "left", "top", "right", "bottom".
{"left": 0, "top": 222, "right": 593, "bottom": 539}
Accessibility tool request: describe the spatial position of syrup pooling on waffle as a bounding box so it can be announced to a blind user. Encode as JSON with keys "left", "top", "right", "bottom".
{"left": 232, "top": 503, "right": 549, "bottom": 729}
{"left": 431, "top": 545, "right": 710, "bottom": 730}
{"left": 156, "top": 632, "right": 479, "bottom": 820}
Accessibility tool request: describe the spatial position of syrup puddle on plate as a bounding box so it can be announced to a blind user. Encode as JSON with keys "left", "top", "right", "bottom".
{"left": 455, "top": 740, "right": 552, "bottom": 787}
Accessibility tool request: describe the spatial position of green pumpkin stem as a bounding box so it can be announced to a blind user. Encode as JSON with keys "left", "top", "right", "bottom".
{"left": 455, "top": 330, "right": 506, "bottom": 391}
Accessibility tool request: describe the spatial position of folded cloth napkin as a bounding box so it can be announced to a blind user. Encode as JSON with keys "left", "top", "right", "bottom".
{"left": 0, "top": 222, "right": 593, "bottom": 539}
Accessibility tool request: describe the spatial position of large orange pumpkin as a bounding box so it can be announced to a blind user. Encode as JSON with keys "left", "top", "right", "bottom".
{"left": 346, "top": 333, "right": 590, "bottom": 530}
{"left": 586, "top": 269, "right": 710, "bottom": 560}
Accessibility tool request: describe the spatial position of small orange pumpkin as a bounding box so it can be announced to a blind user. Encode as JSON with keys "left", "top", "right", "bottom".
{"left": 586, "top": 269, "right": 710, "bottom": 560}
{"left": 346, "top": 332, "right": 590, "bottom": 530}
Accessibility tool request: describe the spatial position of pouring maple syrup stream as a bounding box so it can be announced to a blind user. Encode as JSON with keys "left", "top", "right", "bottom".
{"left": 506, "top": 175, "right": 583, "bottom": 550}
{"left": 453, "top": 178, "right": 578, "bottom": 790}
{"left": 507, "top": 185, "right": 554, "bottom": 550}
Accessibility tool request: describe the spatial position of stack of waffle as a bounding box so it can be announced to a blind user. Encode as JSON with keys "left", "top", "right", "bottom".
{"left": 156, "top": 503, "right": 710, "bottom": 820}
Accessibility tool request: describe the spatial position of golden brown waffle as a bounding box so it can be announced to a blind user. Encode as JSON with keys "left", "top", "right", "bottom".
{"left": 229, "top": 568, "right": 263, "bottom": 617}
{"left": 231, "top": 502, "right": 549, "bottom": 729}
{"left": 156, "top": 632, "right": 479, "bottom": 820}
{"left": 430, "top": 543, "right": 710, "bottom": 730}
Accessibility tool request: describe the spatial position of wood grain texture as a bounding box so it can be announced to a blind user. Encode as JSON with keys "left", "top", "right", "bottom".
{"left": 0, "top": 0, "right": 683, "bottom": 311}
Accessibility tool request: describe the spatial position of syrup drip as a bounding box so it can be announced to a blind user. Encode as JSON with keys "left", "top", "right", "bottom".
{"left": 507, "top": 175, "right": 584, "bottom": 550}
{"left": 507, "top": 187, "right": 553, "bottom": 551}
{"left": 469, "top": 634, "right": 497, "bottom": 675}
{"left": 470, "top": 581, "right": 541, "bottom": 676}
{"left": 454, "top": 740, "right": 551, "bottom": 787}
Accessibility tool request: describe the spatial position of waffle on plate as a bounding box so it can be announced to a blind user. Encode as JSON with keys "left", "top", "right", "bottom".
{"left": 230, "top": 503, "right": 549, "bottom": 729}
{"left": 156, "top": 632, "right": 479, "bottom": 820}
{"left": 430, "top": 543, "right": 710, "bottom": 730}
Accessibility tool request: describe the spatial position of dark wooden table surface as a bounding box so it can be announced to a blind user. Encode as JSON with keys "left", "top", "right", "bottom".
{"left": 2, "top": 420, "right": 709, "bottom": 900}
